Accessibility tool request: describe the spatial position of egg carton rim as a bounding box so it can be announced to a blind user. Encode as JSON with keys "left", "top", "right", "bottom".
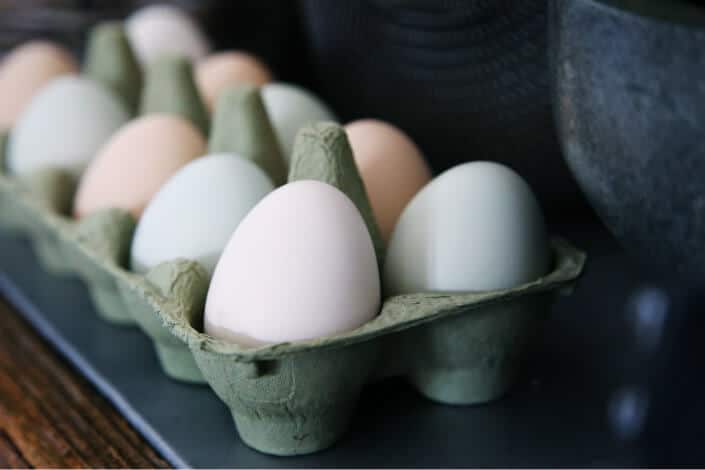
{"left": 0, "top": 168, "right": 586, "bottom": 361}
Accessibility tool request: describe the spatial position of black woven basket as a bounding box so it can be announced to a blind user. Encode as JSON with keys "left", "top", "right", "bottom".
{"left": 298, "top": 0, "right": 589, "bottom": 216}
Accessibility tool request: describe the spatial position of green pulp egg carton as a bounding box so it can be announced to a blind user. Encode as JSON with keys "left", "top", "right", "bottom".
{"left": 155, "top": 123, "right": 583, "bottom": 455}
{"left": 0, "top": 21, "right": 141, "bottom": 276}
{"left": 0, "top": 24, "right": 587, "bottom": 457}
{"left": 0, "top": 23, "right": 138, "bottom": 274}
{"left": 0, "top": 21, "right": 209, "bottom": 326}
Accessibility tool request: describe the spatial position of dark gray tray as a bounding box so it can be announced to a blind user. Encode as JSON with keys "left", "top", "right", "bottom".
{"left": 0, "top": 225, "right": 644, "bottom": 467}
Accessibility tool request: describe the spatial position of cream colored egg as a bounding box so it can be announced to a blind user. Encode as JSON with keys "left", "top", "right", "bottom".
{"left": 126, "top": 4, "right": 210, "bottom": 66}
{"left": 131, "top": 153, "right": 274, "bottom": 275}
{"left": 195, "top": 51, "right": 273, "bottom": 112}
{"left": 7, "top": 76, "right": 129, "bottom": 176}
{"left": 0, "top": 41, "right": 78, "bottom": 129}
{"left": 384, "top": 161, "right": 550, "bottom": 295}
{"left": 73, "top": 114, "right": 206, "bottom": 219}
{"left": 205, "top": 180, "right": 380, "bottom": 346}
{"left": 345, "top": 119, "right": 431, "bottom": 242}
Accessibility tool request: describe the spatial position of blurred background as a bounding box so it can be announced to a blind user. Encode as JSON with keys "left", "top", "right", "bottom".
{"left": 0, "top": 0, "right": 591, "bottom": 220}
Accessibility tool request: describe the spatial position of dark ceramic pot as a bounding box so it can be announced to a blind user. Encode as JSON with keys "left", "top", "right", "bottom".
{"left": 301, "top": 0, "right": 586, "bottom": 216}
{"left": 550, "top": 0, "right": 705, "bottom": 283}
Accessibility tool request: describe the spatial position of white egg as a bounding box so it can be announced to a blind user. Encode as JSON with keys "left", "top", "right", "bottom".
{"left": 384, "top": 161, "right": 550, "bottom": 295}
{"left": 7, "top": 76, "right": 129, "bottom": 176}
{"left": 205, "top": 180, "right": 380, "bottom": 346}
{"left": 261, "top": 83, "right": 336, "bottom": 162}
{"left": 126, "top": 4, "right": 211, "bottom": 66}
{"left": 131, "top": 153, "right": 274, "bottom": 275}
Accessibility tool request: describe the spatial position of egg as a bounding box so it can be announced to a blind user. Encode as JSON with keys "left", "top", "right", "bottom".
{"left": 196, "top": 51, "right": 273, "bottom": 112}
{"left": 0, "top": 41, "right": 78, "bottom": 130}
{"left": 7, "top": 76, "right": 129, "bottom": 176}
{"left": 73, "top": 114, "right": 205, "bottom": 219}
{"left": 125, "top": 4, "right": 210, "bottom": 66}
{"left": 205, "top": 180, "right": 380, "bottom": 346}
{"left": 384, "top": 161, "right": 550, "bottom": 295}
{"left": 345, "top": 119, "right": 432, "bottom": 242}
{"left": 261, "top": 83, "right": 336, "bottom": 161}
{"left": 131, "top": 153, "right": 274, "bottom": 275}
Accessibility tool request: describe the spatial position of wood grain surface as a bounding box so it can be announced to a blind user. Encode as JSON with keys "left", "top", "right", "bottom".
{"left": 0, "top": 296, "right": 169, "bottom": 468}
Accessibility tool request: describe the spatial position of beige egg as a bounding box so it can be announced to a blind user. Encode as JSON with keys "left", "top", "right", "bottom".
{"left": 345, "top": 119, "right": 432, "bottom": 242}
{"left": 74, "top": 114, "right": 206, "bottom": 219}
{"left": 0, "top": 41, "right": 78, "bottom": 129}
{"left": 195, "top": 51, "right": 272, "bottom": 112}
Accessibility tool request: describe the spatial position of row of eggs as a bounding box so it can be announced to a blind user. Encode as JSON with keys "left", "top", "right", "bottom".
{"left": 0, "top": 4, "right": 550, "bottom": 347}
{"left": 204, "top": 161, "right": 550, "bottom": 346}
{"left": 0, "top": 3, "right": 320, "bottom": 145}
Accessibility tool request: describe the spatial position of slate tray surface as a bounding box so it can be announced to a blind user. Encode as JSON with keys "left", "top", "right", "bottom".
{"left": 0, "top": 224, "right": 645, "bottom": 467}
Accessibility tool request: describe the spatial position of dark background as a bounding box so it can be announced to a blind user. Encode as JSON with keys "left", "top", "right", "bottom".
{"left": 0, "top": 0, "right": 593, "bottom": 219}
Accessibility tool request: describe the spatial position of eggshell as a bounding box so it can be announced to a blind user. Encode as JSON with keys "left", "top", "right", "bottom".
{"left": 261, "top": 83, "right": 336, "bottom": 161}
{"left": 345, "top": 119, "right": 432, "bottom": 242}
{"left": 0, "top": 41, "right": 78, "bottom": 129}
{"left": 205, "top": 180, "right": 380, "bottom": 346}
{"left": 73, "top": 114, "right": 205, "bottom": 219}
{"left": 196, "top": 51, "right": 273, "bottom": 112}
{"left": 7, "top": 76, "right": 129, "bottom": 176}
{"left": 126, "top": 4, "right": 210, "bottom": 66}
{"left": 131, "top": 153, "right": 274, "bottom": 275}
{"left": 384, "top": 161, "right": 550, "bottom": 295}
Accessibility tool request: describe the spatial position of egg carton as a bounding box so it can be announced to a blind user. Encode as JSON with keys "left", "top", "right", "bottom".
{"left": 0, "top": 27, "right": 586, "bottom": 456}
{"left": 0, "top": 21, "right": 136, "bottom": 268}
{"left": 0, "top": 116, "right": 585, "bottom": 456}
{"left": 0, "top": 68, "right": 362, "bottom": 348}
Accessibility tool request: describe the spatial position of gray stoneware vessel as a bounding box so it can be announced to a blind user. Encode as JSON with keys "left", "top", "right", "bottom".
{"left": 550, "top": 0, "right": 705, "bottom": 283}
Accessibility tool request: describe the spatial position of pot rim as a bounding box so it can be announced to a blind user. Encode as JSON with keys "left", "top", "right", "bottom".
{"left": 586, "top": 0, "right": 705, "bottom": 29}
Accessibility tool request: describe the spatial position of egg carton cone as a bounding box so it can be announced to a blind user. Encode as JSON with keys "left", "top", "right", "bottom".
{"left": 140, "top": 55, "right": 209, "bottom": 135}
{"left": 83, "top": 21, "right": 143, "bottom": 115}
